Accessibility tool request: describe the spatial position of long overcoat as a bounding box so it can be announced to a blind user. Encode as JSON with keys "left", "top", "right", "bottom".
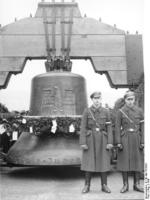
{"left": 115, "top": 104, "right": 144, "bottom": 172}
{"left": 79, "top": 105, "right": 113, "bottom": 172}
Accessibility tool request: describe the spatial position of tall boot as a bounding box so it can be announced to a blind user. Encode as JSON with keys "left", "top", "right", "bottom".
{"left": 82, "top": 171, "right": 91, "bottom": 193}
{"left": 101, "top": 172, "right": 111, "bottom": 193}
{"left": 133, "top": 172, "right": 144, "bottom": 193}
{"left": 120, "top": 172, "right": 129, "bottom": 193}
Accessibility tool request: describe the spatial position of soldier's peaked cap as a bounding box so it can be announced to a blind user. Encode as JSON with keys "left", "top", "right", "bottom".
{"left": 124, "top": 90, "right": 135, "bottom": 99}
{"left": 90, "top": 91, "right": 101, "bottom": 99}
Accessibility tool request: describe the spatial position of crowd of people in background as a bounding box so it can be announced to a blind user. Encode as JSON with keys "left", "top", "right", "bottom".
{"left": 0, "top": 105, "right": 28, "bottom": 155}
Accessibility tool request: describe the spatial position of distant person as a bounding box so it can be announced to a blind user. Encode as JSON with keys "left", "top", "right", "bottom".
{"left": 80, "top": 91, "right": 113, "bottom": 193}
{"left": 115, "top": 90, "right": 144, "bottom": 193}
{"left": 0, "top": 122, "right": 11, "bottom": 153}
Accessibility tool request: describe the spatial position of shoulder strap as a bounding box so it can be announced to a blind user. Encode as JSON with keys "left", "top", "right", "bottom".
{"left": 119, "top": 109, "right": 133, "bottom": 123}
{"left": 88, "top": 108, "right": 101, "bottom": 128}
{"left": 88, "top": 108, "right": 96, "bottom": 121}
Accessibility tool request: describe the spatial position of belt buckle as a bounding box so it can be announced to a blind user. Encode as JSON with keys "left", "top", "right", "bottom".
{"left": 128, "top": 128, "right": 134, "bottom": 132}
{"left": 95, "top": 127, "right": 100, "bottom": 132}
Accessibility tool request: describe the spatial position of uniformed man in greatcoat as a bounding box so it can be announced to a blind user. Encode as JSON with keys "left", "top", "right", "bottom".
{"left": 80, "top": 91, "right": 113, "bottom": 193}
{"left": 115, "top": 90, "right": 144, "bottom": 193}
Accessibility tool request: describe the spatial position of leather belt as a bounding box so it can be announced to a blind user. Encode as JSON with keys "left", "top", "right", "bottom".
{"left": 87, "top": 128, "right": 106, "bottom": 132}
{"left": 93, "top": 128, "right": 106, "bottom": 132}
{"left": 127, "top": 128, "right": 136, "bottom": 132}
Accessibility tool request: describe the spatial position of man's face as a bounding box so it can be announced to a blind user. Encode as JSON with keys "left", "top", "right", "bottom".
{"left": 125, "top": 96, "right": 135, "bottom": 108}
{"left": 92, "top": 96, "right": 101, "bottom": 107}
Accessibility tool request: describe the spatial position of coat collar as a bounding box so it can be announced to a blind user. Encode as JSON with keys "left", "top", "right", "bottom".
{"left": 123, "top": 104, "right": 136, "bottom": 112}
{"left": 90, "top": 104, "right": 102, "bottom": 112}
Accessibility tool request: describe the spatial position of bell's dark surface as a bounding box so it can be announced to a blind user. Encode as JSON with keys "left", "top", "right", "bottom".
{"left": 6, "top": 71, "right": 88, "bottom": 166}
{"left": 30, "top": 72, "right": 87, "bottom": 116}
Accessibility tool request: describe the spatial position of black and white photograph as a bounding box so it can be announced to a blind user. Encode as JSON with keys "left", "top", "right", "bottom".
{"left": 0, "top": 0, "right": 149, "bottom": 199}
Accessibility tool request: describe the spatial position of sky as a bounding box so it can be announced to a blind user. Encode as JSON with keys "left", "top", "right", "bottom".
{"left": 0, "top": 0, "right": 150, "bottom": 173}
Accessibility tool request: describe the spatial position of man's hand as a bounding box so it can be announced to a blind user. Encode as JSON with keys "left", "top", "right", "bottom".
{"left": 81, "top": 144, "right": 88, "bottom": 150}
{"left": 117, "top": 143, "right": 123, "bottom": 150}
{"left": 139, "top": 143, "right": 144, "bottom": 150}
{"left": 106, "top": 144, "right": 113, "bottom": 150}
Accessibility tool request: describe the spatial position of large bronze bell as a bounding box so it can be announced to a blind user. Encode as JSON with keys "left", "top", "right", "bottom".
{"left": 6, "top": 63, "right": 88, "bottom": 166}
{"left": 30, "top": 71, "right": 87, "bottom": 116}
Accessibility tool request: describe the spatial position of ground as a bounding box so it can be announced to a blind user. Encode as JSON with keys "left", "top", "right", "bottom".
{"left": 0, "top": 165, "right": 144, "bottom": 200}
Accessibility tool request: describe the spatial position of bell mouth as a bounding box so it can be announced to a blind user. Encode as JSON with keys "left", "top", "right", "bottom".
{"left": 6, "top": 132, "right": 81, "bottom": 166}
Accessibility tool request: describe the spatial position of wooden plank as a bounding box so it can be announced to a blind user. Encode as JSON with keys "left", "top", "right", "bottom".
{"left": 0, "top": 57, "right": 26, "bottom": 71}
{"left": 107, "top": 71, "right": 128, "bottom": 86}
{"left": 0, "top": 71, "right": 9, "bottom": 84}
{"left": 0, "top": 18, "right": 124, "bottom": 35}
{"left": 0, "top": 35, "right": 46, "bottom": 57}
{"left": 91, "top": 57, "right": 128, "bottom": 87}
{"left": 0, "top": 35, "right": 125, "bottom": 57}
{"left": 125, "top": 35, "right": 144, "bottom": 85}
{"left": 72, "top": 18, "right": 124, "bottom": 35}
{"left": 35, "top": 2, "right": 81, "bottom": 18}
{"left": 91, "top": 56, "right": 127, "bottom": 71}
{"left": 0, "top": 71, "right": 11, "bottom": 88}
{"left": 70, "top": 35, "right": 125, "bottom": 56}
